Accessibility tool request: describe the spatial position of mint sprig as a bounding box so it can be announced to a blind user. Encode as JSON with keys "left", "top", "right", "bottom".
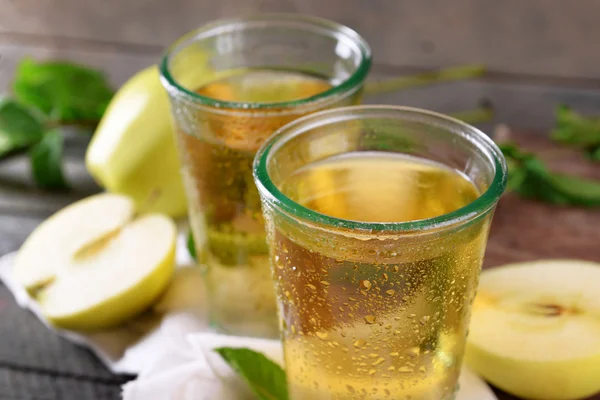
{"left": 216, "top": 347, "right": 288, "bottom": 400}
{"left": 500, "top": 143, "right": 600, "bottom": 206}
{"left": 13, "top": 58, "right": 114, "bottom": 124}
{"left": 29, "top": 130, "right": 69, "bottom": 190}
{"left": 1, "top": 58, "right": 114, "bottom": 190}
{"left": 0, "top": 99, "right": 45, "bottom": 158}
{"left": 552, "top": 105, "right": 600, "bottom": 161}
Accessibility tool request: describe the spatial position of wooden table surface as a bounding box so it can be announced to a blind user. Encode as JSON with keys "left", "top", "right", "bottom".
{"left": 1, "top": 54, "right": 600, "bottom": 400}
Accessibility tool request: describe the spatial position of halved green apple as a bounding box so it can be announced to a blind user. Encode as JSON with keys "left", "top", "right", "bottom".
{"left": 465, "top": 259, "right": 600, "bottom": 400}
{"left": 13, "top": 193, "right": 177, "bottom": 331}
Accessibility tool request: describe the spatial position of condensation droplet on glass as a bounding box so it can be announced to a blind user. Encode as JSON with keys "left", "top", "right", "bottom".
{"left": 406, "top": 347, "right": 420, "bottom": 358}
{"left": 364, "top": 315, "right": 376, "bottom": 324}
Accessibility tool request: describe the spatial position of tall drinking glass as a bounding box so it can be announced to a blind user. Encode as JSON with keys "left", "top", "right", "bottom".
{"left": 253, "top": 105, "right": 507, "bottom": 399}
{"left": 160, "top": 14, "right": 371, "bottom": 338}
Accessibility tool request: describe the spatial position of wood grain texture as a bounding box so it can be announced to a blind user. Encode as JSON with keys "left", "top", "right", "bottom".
{"left": 2, "top": 0, "right": 600, "bottom": 79}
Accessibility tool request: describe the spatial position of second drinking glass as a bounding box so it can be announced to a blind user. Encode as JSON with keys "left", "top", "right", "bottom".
{"left": 160, "top": 14, "right": 371, "bottom": 337}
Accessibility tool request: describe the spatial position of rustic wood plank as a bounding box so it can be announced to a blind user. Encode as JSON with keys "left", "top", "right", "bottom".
{"left": 2, "top": 0, "right": 600, "bottom": 79}
{"left": 484, "top": 134, "right": 600, "bottom": 269}
{"left": 0, "top": 133, "right": 99, "bottom": 217}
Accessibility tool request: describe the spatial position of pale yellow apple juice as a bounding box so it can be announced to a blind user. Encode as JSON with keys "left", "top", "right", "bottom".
{"left": 272, "top": 152, "right": 489, "bottom": 399}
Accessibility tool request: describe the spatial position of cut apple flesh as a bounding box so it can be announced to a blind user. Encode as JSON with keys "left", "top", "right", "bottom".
{"left": 39, "top": 214, "right": 176, "bottom": 331}
{"left": 465, "top": 259, "right": 600, "bottom": 400}
{"left": 13, "top": 193, "right": 135, "bottom": 292}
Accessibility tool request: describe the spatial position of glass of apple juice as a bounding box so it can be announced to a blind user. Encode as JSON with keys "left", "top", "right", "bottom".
{"left": 159, "top": 14, "right": 371, "bottom": 338}
{"left": 253, "top": 105, "right": 508, "bottom": 399}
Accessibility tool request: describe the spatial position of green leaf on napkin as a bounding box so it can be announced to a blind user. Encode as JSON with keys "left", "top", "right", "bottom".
{"left": 0, "top": 99, "right": 45, "bottom": 159}
{"left": 552, "top": 105, "right": 600, "bottom": 161}
{"left": 187, "top": 231, "right": 197, "bottom": 262}
{"left": 29, "top": 130, "right": 69, "bottom": 190}
{"left": 216, "top": 347, "right": 288, "bottom": 400}
{"left": 13, "top": 58, "right": 114, "bottom": 124}
{"left": 500, "top": 143, "right": 600, "bottom": 206}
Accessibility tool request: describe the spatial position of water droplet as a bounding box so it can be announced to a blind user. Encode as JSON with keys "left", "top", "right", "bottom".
{"left": 277, "top": 264, "right": 283, "bottom": 270}
{"left": 346, "top": 385, "right": 355, "bottom": 393}
{"left": 285, "top": 291, "right": 292, "bottom": 300}
{"left": 306, "top": 284, "right": 317, "bottom": 292}
{"left": 360, "top": 290, "right": 368, "bottom": 296}
{"left": 390, "top": 352, "right": 399, "bottom": 357}
{"left": 398, "top": 366, "right": 413, "bottom": 373}
{"left": 369, "top": 353, "right": 378, "bottom": 358}
{"left": 419, "top": 366, "right": 427, "bottom": 373}
{"left": 316, "top": 331, "right": 329, "bottom": 340}
{"left": 420, "top": 316, "right": 430, "bottom": 325}
{"left": 402, "top": 296, "right": 410, "bottom": 301}
{"left": 393, "top": 266, "right": 399, "bottom": 272}
{"left": 320, "top": 281, "right": 330, "bottom": 286}
{"left": 372, "top": 357, "right": 385, "bottom": 366}
{"left": 382, "top": 273, "right": 389, "bottom": 281}
{"left": 386, "top": 289, "right": 395, "bottom": 296}
{"left": 349, "top": 297, "right": 357, "bottom": 302}
{"left": 353, "top": 339, "right": 366, "bottom": 348}
{"left": 388, "top": 366, "right": 396, "bottom": 371}
{"left": 360, "top": 280, "right": 372, "bottom": 290}
{"left": 364, "top": 315, "right": 376, "bottom": 324}
{"left": 408, "top": 313, "right": 416, "bottom": 319}
{"left": 406, "top": 347, "right": 420, "bottom": 358}
{"left": 368, "top": 369, "right": 377, "bottom": 375}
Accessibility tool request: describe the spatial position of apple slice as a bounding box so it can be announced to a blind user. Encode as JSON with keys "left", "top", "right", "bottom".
{"left": 13, "top": 193, "right": 135, "bottom": 292}
{"left": 465, "top": 259, "right": 600, "bottom": 400}
{"left": 38, "top": 214, "right": 176, "bottom": 331}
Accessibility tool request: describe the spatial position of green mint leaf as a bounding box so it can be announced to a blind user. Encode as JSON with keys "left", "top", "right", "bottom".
{"left": 552, "top": 105, "right": 600, "bottom": 160}
{"left": 13, "top": 58, "right": 114, "bottom": 124}
{"left": 500, "top": 143, "right": 600, "bottom": 206}
{"left": 550, "top": 174, "right": 600, "bottom": 206}
{"left": 29, "top": 130, "right": 69, "bottom": 190}
{"left": 187, "top": 230, "right": 197, "bottom": 261}
{"left": 586, "top": 146, "right": 600, "bottom": 162}
{"left": 0, "top": 99, "right": 45, "bottom": 158}
{"left": 216, "top": 347, "right": 288, "bottom": 400}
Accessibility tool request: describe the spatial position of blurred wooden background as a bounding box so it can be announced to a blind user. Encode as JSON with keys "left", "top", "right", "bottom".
{"left": 2, "top": 0, "right": 600, "bottom": 131}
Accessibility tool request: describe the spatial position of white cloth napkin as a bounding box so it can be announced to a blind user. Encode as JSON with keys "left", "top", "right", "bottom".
{"left": 0, "top": 228, "right": 497, "bottom": 400}
{"left": 121, "top": 322, "right": 497, "bottom": 400}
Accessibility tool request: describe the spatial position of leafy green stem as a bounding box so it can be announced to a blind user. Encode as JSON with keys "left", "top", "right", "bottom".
{"left": 364, "top": 64, "right": 485, "bottom": 96}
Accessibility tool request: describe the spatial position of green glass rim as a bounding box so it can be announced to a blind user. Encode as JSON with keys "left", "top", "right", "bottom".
{"left": 253, "top": 105, "right": 508, "bottom": 233}
{"left": 159, "top": 13, "right": 372, "bottom": 112}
